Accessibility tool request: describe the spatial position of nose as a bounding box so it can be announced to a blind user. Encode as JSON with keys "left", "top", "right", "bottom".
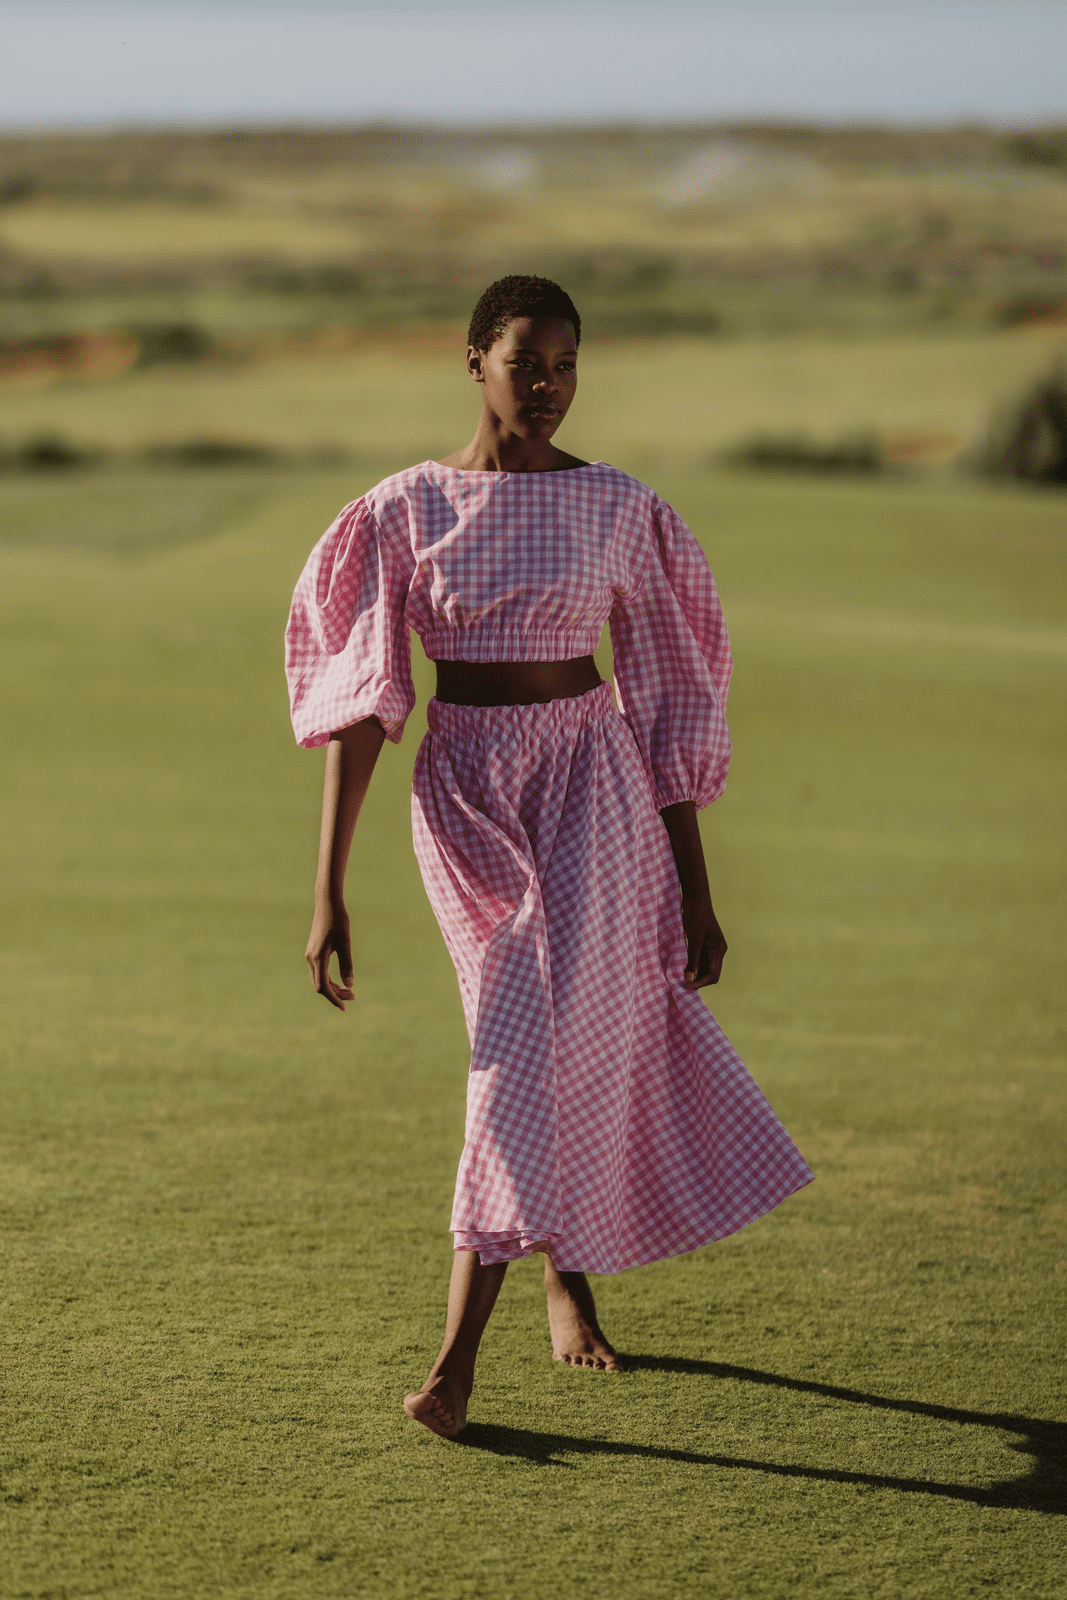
{"left": 532, "top": 370, "right": 557, "bottom": 392}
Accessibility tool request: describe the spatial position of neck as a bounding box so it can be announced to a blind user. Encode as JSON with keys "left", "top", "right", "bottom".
{"left": 442, "top": 420, "right": 583, "bottom": 475}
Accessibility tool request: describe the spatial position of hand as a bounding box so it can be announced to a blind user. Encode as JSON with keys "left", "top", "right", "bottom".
{"left": 305, "top": 900, "right": 354, "bottom": 1011}
{"left": 681, "top": 891, "right": 728, "bottom": 989}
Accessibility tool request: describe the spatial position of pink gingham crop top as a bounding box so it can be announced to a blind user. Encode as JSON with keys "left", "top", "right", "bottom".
{"left": 285, "top": 461, "right": 733, "bottom": 809}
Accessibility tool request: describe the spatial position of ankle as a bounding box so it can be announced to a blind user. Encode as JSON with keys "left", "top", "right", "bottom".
{"left": 428, "top": 1352, "right": 475, "bottom": 1390}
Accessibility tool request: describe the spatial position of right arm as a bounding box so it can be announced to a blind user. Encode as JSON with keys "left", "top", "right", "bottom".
{"left": 305, "top": 716, "right": 386, "bottom": 1010}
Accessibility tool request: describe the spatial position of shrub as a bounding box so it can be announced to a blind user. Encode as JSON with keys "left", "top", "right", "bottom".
{"left": 723, "top": 430, "right": 882, "bottom": 475}
{"left": 973, "top": 372, "right": 1067, "bottom": 486}
{"left": 132, "top": 323, "right": 215, "bottom": 366}
{"left": 997, "top": 295, "right": 1067, "bottom": 328}
{"left": 12, "top": 433, "right": 99, "bottom": 471}
{"left": 141, "top": 437, "right": 281, "bottom": 468}
{"left": 1007, "top": 131, "right": 1067, "bottom": 169}
{"left": 246, "top": 264, "right": 364, "bottom": 295}
{"left": 0, "top": 172, "right": 38, "bottom": 204}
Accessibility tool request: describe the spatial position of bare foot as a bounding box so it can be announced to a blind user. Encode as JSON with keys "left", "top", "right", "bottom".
{"left": 402, "top": 1371, "right": 469, "bottom": 1438}
{"left": 545, "top": 1266, "right": 623, "bottom": 1371}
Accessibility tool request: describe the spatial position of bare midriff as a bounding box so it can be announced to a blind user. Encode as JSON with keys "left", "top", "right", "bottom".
{"left": 435, "top": 656, "right": 602, "bottom": 707}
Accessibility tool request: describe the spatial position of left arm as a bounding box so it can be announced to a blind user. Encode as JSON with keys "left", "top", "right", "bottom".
{"left": 610, "top": 492, "right": 734, "bottom": 987}
{"left": 660, "top": 801, "right": 727, "bottom": 988}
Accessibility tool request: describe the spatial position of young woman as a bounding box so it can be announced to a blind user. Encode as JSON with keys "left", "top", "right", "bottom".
{"left": 286, "top": 276, "right": 812, "bottom": 1440}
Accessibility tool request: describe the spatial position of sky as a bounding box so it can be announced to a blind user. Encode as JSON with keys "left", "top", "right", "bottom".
{"left": 1, "top": 0, "right": 1065, "bottom": 129}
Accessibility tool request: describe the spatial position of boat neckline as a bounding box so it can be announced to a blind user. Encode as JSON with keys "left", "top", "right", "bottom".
{"left": 427, "top": 458, "right": 606, "bottom": 476}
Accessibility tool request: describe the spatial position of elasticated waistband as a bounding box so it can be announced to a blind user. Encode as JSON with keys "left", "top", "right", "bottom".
{"left": 427, "top": 678, "right": 613, "bottom": 742}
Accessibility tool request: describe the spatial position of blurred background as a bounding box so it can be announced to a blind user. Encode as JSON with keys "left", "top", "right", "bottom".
{"left": 2, "top": 6, "right": 1065, "bottom": 1599}
{"left": 1, "top": 0, "right": 1066, "bottom": 486}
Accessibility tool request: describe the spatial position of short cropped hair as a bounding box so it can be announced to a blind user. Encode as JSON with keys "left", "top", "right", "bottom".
{"left": 467, "top": 275, "right": 581, "bottom": 352}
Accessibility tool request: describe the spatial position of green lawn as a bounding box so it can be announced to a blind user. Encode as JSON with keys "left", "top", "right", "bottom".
{"left": 2, "top": 325, "right": 1066, "bottom": 466}
{"left": 0, "top": 462, "right": 1064, "bottom": 1599}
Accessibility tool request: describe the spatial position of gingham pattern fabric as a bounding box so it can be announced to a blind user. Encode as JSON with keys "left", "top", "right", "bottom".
{"left": 413, "top": 684, "right": 813, "bottom": 1273}
{"left": 285, "top": 461, "right": 731, "bottom": 810}
{"left": 287, "top": 462, "right": 813, "bottom": 1274}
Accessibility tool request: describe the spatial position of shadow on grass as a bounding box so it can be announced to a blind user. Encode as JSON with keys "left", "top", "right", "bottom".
{"left": 457, "top": 1356, "right": 1066, "bottom": 1513}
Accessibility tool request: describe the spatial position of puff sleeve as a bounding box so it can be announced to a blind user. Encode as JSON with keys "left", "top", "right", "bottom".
{"left": 285, "top": 497, "right": 416, "bottom": 748}
{"left": 609, "top": 495, "right": 732, "bottom": 810}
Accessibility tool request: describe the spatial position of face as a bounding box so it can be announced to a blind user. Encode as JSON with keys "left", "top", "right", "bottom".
{"left": 468, "top": 316, "right": 578, "bottom": 440}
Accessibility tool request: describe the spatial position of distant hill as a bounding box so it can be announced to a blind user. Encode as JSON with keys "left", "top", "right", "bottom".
{"left": 1, "top": 122, "right": 1064, "bottom": 343}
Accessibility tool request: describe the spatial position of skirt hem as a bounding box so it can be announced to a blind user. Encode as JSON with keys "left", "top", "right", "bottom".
{"left": 451, "top": 1165, "right": 814, "bottom": 1273}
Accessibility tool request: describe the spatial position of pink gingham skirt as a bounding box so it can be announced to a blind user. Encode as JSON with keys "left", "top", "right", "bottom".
{"left": 411, "top": 682, "right": 812, "bottom": 1274}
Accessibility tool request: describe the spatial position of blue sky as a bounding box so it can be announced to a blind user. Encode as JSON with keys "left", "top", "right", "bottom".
{"left": 1, "top": 1, "right": 1065, "bottom": 128}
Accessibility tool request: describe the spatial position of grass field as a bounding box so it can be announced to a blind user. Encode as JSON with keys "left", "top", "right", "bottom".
{"left": 1, "top": 455, "right": 1064, "bottom": 1599}
{"left": 3, "top": 122, "right": 1066, "bottom": 348}
{"left": 3, "top": 325, "right": 1065, "bottom": 466}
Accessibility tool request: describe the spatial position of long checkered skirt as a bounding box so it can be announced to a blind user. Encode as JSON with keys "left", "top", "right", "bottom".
{"left": 411, "top": 682, "right": 813, "bottom": 1274}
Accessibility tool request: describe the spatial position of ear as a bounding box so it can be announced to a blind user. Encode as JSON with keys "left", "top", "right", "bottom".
{"left": 466, "top": 346, "right": 486, "bottom": 384}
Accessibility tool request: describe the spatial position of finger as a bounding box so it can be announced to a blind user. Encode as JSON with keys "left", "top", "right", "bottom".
{"left": 326, "top": 945, "right": 354, "bottom": 1005}
{"left": 336, "top": 929, "right": 355, "bottom": 991}
{"left": 684, "top": 932, "right": 720, "bottom": 989}
{"left": 683, "top": 927, "right": 707, "bottom": 985}
{"left": 307, "top": 938, "right": 331, "bottom": 986}
{"left": 307, "top": 946, "right": 349, "bottom": 1010}
{"left": 709, "top": 928, "right": 728, "bottom": 982}
{"left": 698, "top": 936, "right": 727, "bottom": 987}
{"left": 319, "top": 970, "right": 348, "bottom": 1011}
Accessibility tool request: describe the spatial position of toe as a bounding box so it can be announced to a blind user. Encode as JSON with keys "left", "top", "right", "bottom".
{"left": 404, "top": 1390, "right": 460, "bottom": 1439}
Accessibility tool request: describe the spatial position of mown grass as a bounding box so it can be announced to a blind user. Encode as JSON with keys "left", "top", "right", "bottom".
{"left": 2, "top": 323, "right": 1065, "bottom": 466}
{"left": 1, "top": 459, "right": 1064, "bottom": 1599}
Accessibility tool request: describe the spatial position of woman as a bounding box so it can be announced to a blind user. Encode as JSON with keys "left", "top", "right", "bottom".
{"left": 286, "top": 275, "right": 812, "bottom": 1440}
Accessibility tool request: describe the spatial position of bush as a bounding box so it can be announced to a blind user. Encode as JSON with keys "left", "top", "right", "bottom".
{"left": 997, "top": 296, "right": 1067, "bottom": 328}
{"left": 141, "top": 437, "right": 281, "bottom": 468}
{"left": 246, "top": 264, "right": 364, "bottom": 295}
{"left": 10, "top": 433, "right": 100, "bottom": 471}
{"left": 132, "top": 323, "right": 215, "bottom": 366}
{"left": 1007, "top": 131, "right": 1067, "bottom": 169}
{"left": 724, "top": 430, "right": 882, "bottom": 475}
{"left": 0, "top": 172, "right": 38, "bottom": 204}
{"left": 973, "top": 372, "right": 1067, "bottom": 486}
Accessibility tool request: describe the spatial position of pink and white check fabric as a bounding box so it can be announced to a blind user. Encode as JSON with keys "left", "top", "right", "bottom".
{"left": 413, "top": 685, "right": 813, "bottom": 1271}
{"left": 286, "top": 462, "right": 813, "bottom": 1272}
{"left": 285, "top": 461, "right": 732, "bottom": 811}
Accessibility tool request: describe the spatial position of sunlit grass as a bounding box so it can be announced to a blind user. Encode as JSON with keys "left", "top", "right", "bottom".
{"left": 1, "top": 326, "right": 1064, "bottom": 465}
{"left": 0, "top": 197, "right": 371, "bottom": 263}
{"left": 1, "top": 463, "right": 1063, "bottom": 1598}
{"left": 2, "top": 160, "right": 1066, "bottom": 264}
